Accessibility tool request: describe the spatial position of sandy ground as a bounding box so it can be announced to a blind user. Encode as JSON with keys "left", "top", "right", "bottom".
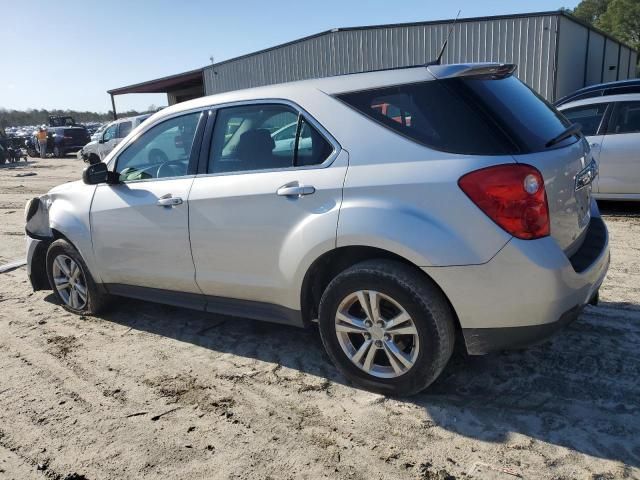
{"left": 0, "top": 156, "right": 639, "bottom": 480}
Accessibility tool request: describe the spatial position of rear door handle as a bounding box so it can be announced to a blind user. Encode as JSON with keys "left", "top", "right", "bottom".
{"left": 277, "top": 184, "right": 315, "bottom": 197}
{"left": 157, "top": 194, "right": 183, "bottom": 207}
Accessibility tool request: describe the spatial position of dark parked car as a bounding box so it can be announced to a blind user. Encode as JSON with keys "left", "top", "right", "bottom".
{"left": 25, "top": 123, "right": 91, "bottom": 158}
{"left": 555, "top": 79, "right": 640, "bottom": 107}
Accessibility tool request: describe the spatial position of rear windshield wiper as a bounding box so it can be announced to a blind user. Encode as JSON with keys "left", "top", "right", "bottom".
{"left": 545, "top": 123, "right": 581, "bottom": 148}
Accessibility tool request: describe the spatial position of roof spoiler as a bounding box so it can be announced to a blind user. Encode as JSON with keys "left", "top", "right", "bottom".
{"left": 427, "top": 63, "right": 517, "bottom": 80}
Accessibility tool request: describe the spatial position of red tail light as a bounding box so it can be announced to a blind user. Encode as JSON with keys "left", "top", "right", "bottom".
{"left": 458, "top": 164, "right": 550, "bottom": 240}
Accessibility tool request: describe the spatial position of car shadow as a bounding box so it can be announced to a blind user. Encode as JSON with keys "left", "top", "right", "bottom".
{"left": 598, "top": 200, "right": 640, "bottom": 217}
{"left": 45, "top": 294, "right": 640, "bottom": 467}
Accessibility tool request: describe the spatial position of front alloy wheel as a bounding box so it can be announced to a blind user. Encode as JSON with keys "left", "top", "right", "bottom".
{"left": 335, "top": 290, "right": 419, "bottom": 378}
{"left": 46, "top": 239, "right": 109, "bottom": 315}
{"left": 51, "top": 254, "right": 87, "bottom": 310}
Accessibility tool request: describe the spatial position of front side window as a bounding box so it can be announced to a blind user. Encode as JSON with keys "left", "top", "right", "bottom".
{"left": 611, "top": 101, "right": 640, "bottom": 134}
{"left": 338, "top": 76, "right": 575, "bottom": 155}
{"left": 115, "top": 112, "right": 201, "bottom": 182}
{"left": 208, "top": 104, "right": 333, "bottom": 174}
{"left": 118, "top": 121, "right": 132, "bottom": 138}
{"left": 562, "top": 104, "right": 608, "bottom": 136}
{"left": 103, "top": 124, "right": 117, "bottom": 142}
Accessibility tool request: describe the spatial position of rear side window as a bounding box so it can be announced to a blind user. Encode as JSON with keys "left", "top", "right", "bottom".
{"left": 208, "top": 104, "right": 333, "bottom": 174}
{"left": 561, "top": 104, "right": 608, "bottom": 136}
{"left": 337, "top": 76, "right": 574, "bottom": 155}
{"left": 610, "top": 101, "right": 640, "bottom": 134}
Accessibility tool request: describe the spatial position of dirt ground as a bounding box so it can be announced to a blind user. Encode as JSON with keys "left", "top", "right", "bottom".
{"left": 0, "top": 156, "right": 639, "bottom": 480}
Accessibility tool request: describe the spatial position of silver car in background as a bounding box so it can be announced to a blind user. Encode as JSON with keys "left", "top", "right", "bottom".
{"left": 559, "top": 93, "right": 640, "bottom": 201}
{"left": 80, "top": 114, "right": 151, "bottom": 164}
{"left": 25, "top": 63, "right": 609, "bottom": 395}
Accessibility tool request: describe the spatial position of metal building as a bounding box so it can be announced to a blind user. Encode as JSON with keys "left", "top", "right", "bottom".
{"left": 108, "top": 10, "right": 637, "bottom": 117}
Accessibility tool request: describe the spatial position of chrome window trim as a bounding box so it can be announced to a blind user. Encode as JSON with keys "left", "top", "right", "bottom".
{"left": 108, "top": 109, "right": 206, "bottom": 184}
{"left": 106, "top": 107, "right": 209, "bottom": 169}
{"left": 95, "top": 174, "right": 197, "bottom": 187}
{"left": 199, "top": 98, "right": 342, "bottom": 178}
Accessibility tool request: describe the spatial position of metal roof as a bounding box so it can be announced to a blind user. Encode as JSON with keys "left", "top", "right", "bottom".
{"left": 107, "top": 67, "right": 204, "bottom": 95}
{"left": 108, "top": 10, "right": 636, "bottom": 97}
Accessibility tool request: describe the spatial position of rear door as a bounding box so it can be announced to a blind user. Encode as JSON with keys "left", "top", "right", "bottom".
{"left": 597, "top": 101, "right": 640, "bottom": 194}
{"left": 188, "top": 102, "right": 346, "bottom": 309}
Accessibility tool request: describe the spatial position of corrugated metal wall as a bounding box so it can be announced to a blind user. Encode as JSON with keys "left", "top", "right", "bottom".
{"left": 555, "top": 17, "right": 638, "bottom": 100}
{"left": 202, "top": 13, "right": 636, "bottom": 102}
{"left": 204, "top": 14, "right": 559, "bottom": 100}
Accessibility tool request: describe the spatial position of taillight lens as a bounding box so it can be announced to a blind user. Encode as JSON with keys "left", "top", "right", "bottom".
{"left": 458, "top": 164, "right": 550, "bottom": 240}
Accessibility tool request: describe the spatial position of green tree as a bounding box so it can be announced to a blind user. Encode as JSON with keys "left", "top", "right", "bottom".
{"left": 572, "top": 0, "right": 640, "bottom": 50}
{"left": 573, "top": 0, "right": 612, "bottom": 24}
{"left": 597, "top": 0, "right": 640, "bottom": 50}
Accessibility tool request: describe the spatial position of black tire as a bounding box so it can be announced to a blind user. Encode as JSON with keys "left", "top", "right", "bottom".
{"left": 53, "top": 145, "right": 64, "bottom": 158}
{"left": 318, "top": 259, "right": 455, "bottom": 396}
{"left": 27, "top": 147, "right": 38, "bottom": 158}
{"left": 46, "top": 239, "right": 109, "bottom": 315}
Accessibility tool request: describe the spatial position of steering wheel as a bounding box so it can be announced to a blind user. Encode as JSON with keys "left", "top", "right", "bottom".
{"left": 157, "top": 159, "right": 184, "bottom": 178}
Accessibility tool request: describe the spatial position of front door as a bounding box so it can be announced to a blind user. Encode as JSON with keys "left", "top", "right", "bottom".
{"left": 91, "top": 111, "right": 204, "bottom": 293}
{"left": 188, "top": 103, "right": 347, "bottom": 310}
{"left": 598, "top": 101, "right": 640, "bottom": 194}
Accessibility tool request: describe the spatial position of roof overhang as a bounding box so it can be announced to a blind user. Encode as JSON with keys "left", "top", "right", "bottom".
{"left": 107, "top": 67, "right": 204, "bottom": 95}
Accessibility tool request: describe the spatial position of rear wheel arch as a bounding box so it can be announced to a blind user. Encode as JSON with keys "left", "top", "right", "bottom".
{"left": 300, "top": 246, "right": 461, "bottom": 332}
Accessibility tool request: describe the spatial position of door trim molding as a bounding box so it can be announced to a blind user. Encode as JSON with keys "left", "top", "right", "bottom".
{"left": 104, "top": 283, "right": 304, "bottom": 327}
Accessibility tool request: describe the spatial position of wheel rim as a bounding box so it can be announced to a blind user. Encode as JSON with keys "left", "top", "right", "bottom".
{"left": 335, "top": 290, "right": 420, "bottom": 379}
{"left": 52, "top": 254, "right": 87, "bottom": 310}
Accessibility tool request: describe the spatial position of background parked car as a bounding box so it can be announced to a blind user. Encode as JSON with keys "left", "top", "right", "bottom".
{"left": 25, "top": 125, "right": 91, "bottom": 158}
{"left": 558, "top": 89, "right": 640, "bottom": 201}
{"left": 80, "top": 114, "right": 150, "bottom": 164}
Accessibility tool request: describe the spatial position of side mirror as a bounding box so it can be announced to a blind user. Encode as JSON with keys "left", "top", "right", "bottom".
{"left": 82, "top": 162, "right": 111, "bottom": 185}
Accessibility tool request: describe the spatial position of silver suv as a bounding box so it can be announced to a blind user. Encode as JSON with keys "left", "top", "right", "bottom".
{"left": 25, "top": 63, "right": 610, "bottom": 395}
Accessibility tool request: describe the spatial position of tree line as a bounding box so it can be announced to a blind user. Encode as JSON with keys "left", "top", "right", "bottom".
{"left": 0, "top": 105, "right": 163, "bottom": 129}
{"left": 572, "top": 0, "right": 640, "bottom": 52}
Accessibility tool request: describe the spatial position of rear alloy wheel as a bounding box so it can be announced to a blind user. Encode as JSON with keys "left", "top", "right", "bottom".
{"left": 319, "top": 260, "right": 455, "bottom": 396}
{"left": 335, "top": 291, "right": 419, "bottom": 378}
{"left": 46, "top": 239, "right": 109, "bottom": 315}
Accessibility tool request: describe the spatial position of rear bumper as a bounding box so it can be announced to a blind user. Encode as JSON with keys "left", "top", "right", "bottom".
{"left": 423, "top": 211, "right": 610, "bottom": 355}
{"left": 462, "top": 304, "right": 584, "bottom": 354}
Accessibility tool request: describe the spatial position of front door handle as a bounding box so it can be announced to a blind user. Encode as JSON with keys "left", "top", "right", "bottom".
{"left": 590, "top": 142, "right": 599, "bottom": 149}
{"left": 277, "top": 184, "right": 315, "bottom": 197}
{"left": 157, "top": 194, "right": 183, "bottom": 207}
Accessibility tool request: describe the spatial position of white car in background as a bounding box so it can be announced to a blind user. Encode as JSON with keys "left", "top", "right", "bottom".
{"left": 559, "top": 93, "right": 640, "bottom": 201}
{"left": 80, "top": 114, "right": 150, "bottom": 164}
{"left": 271, "top": 122, "right": 312, "bottom": 153}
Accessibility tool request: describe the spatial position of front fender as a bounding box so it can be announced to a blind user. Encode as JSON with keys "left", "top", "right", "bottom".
{"left": 46, "top": 182, "right": 99, "bottom": 280}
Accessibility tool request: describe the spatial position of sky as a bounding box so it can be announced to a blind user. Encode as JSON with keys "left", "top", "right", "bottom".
{"left": 0, "top": 0, "right": 580, "bottom": 113}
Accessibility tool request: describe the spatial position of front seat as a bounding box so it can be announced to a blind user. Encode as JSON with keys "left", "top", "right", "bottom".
{"left": 235, "top": 129, "right": 275, "bottom": 170}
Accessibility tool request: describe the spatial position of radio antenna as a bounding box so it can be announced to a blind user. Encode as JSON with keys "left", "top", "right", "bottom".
{"left": 429, "top": 10, "right": 461, "bottom": 66}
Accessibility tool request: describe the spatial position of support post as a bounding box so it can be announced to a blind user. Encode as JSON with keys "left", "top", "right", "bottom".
{"left": 110, "top": 94, "right": 117, "bottom": 120}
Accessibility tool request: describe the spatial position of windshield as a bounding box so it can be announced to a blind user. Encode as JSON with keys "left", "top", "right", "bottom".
{"left": 337, "top": 76, "right": 576, "bottom": 155}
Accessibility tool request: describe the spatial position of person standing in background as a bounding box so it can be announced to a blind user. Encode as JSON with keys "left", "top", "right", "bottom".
{"left": 37, "top": 126, "right": 48, "bottom": 158}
